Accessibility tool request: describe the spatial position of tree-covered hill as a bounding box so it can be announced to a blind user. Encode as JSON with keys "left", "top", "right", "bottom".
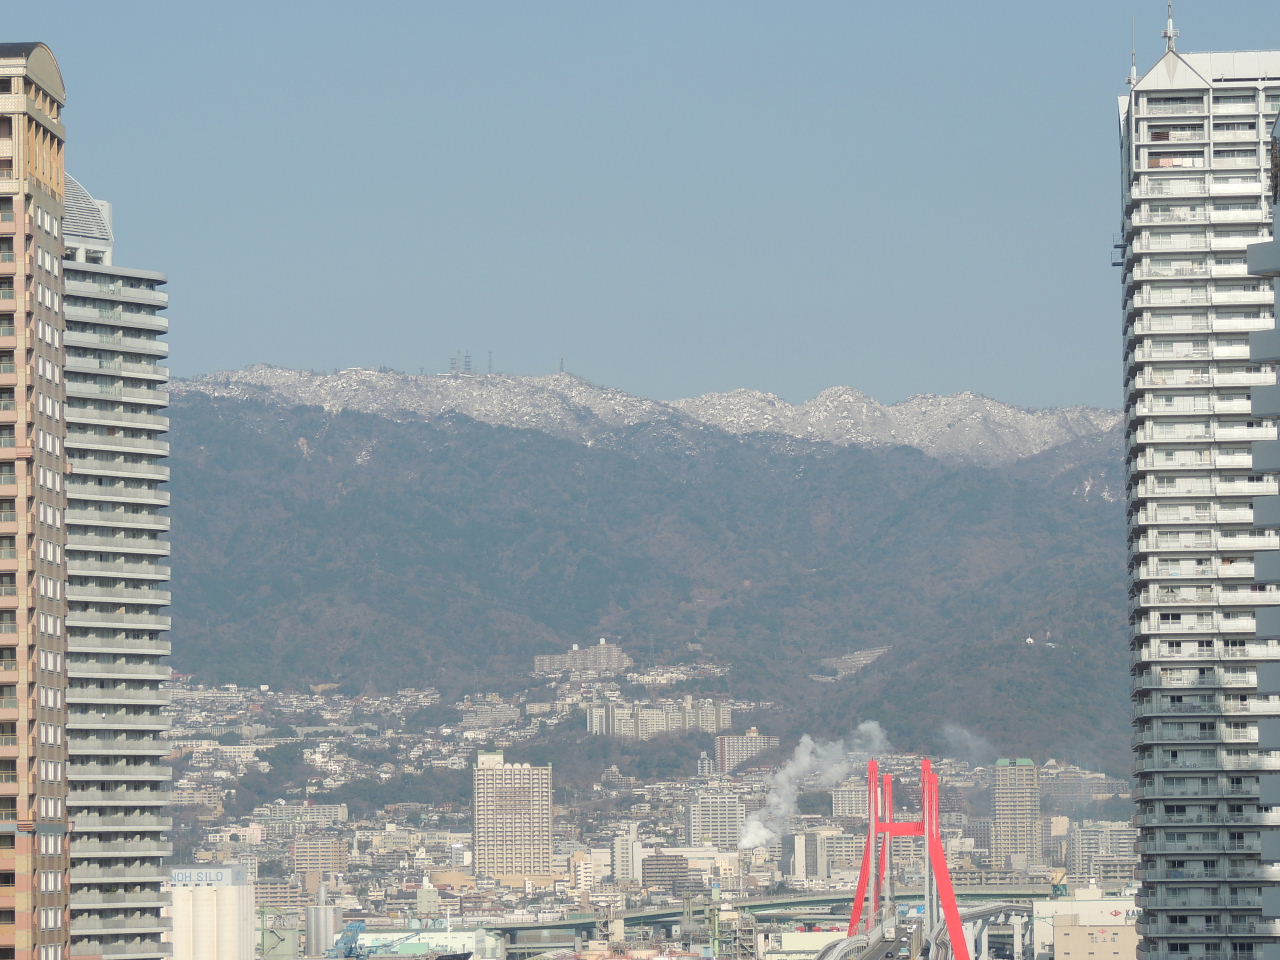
{"left": 168, "top": 396, "right": 1129, "bottom": 772}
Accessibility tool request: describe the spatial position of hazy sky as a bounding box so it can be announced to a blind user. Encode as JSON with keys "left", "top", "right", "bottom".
{"left": 11, "top": 1, "right": 1280, "bottom": 408}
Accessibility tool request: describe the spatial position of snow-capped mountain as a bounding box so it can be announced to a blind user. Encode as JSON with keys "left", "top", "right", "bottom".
{"left": 174, "top": 365, "right": 1119, "bottom": 465}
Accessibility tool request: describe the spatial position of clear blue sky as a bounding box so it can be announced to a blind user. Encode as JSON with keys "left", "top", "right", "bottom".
{"left": 11, "top": 1, "right": 1280, "bottom": 408}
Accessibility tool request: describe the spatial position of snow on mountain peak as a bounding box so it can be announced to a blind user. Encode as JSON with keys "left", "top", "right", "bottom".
{"left": 173, "top": 365, "right": 1120, "bottom": 465}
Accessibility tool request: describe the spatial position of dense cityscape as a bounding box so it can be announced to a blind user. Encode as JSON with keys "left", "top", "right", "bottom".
{"left": 158, "top": 638, "right": 1140, "bottom": 959}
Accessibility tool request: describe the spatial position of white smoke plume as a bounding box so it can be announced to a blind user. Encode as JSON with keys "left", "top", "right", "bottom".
{"left": 739, "top": 723, "right": 891, "bottom": 850}
{"left": 941, "top": 723, "right": 996, "bottom": 765}
{"left": 847, "top": 720, "right": 891, "bottom": 758}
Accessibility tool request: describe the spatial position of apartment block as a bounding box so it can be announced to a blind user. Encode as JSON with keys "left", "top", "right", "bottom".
{"left": 533, "top": 639, "right": 632, "bottom": 677}
{"left": 1121, "top": 38, "right": 1280, "bottom": 960}
{"left": 685, "top": 794, "right": 744, "bottom": 851}
{"left": 290, "top": 835, "right": 348, "bottom": 877}
{"left": 472, "top": 752, "right": 553, "bottom": 879}
{"left": 714, "top": 728, "right": 779, "bottom": 772}
{"left": 832, "top": 781, "right": 870, "bottom": 820}
{"left": 61, "top": 174, "right": 171, "bottom": 960}
{"left": 991, "top": 758, "right": 1040, "bottom": 870}
{"left": 0, "top": 41, "right": 72, "bottom": 960}
{"left": 1067, "top": 820, "right": 1139, "bottom": 879}
{"left": 586, "top": 697, "right": 732, "bottom": 740}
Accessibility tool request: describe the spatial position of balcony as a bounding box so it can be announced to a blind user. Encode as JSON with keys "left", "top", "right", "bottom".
{"left": 1131, "top": 670, "right": 1255, "bottom": 691}
{"left": 1136, "top": 810, "right": 1280, "bottom": 828}
{"left": 69, "top": 915, "right": 172, "bottom": 936}
{"left": 63, "top": 382, "right": 168, "bottom": 407}
{"left": 66, "top": 510, "right": 170, "bottom": 532}
{"left": 67, "top": 787, "right": 169, "bottom": 806}
{"left": 71, "top": 890, "right": 170, "bottom": 908}
{"left": 1131, "top": 211, "right": 1209, "bottom": 227}
{"left": 68, "top": 662, "right": 170, "bottom": 681}
{"left": 1134, "top": 642, "right": 1275, "bottom": 664}
{"left": 1129, "top": 451, "right": 1256, "bottom": 471}
{"left": 1130, "top": 316, "right": 1271, "bottom": 336}
{"left": 65, "top": 435, "right": 170, "bottom": 457}
{"left": 63, "top": 304, "right": 167, "bottom": 334}
{"left": 63, "top": 330, "right": 168, "bottom": 358}
{"left": 65, "top": 687, "right": 169, "bottom": 706}
{"left": 64, "top": 407, "right": 168, "bottom": 431}
{"left": 66, "top": 560, "right": 170, "bottom": 580}
{"left": 66, "top": 485, "right": 170, "bottom": 507}
{"left": 1130, "top": 535, "right": 1277, "bottom": 558}
{"left": 1128, "top": 370, "right": 1273, "bottom": 389}
{"left": 69, "top": 736, "right": 168, "bottom": 757}
{"left": 1141, "top": 102, "right": 1206, "bottom": 116}
{"left": 65, "top": 637, "right": 171, "bottom": 656}
{"left": 71, "top": 838, "right": 172, "bottom": 856}
{"left": 65, "top": 612, "right": 170, "bottom": 630}
{"left": 66, "top": 586, "right": 170, "bottom": 605}
{"left": 63, "top": 279, "right": 168, "bottom": 309}
{"left": 64, "top": 357, "right": 169, "bottom": 383}
{"left": 63, "top": 940, "right": 171, "bottom": 960}
{"left": 65, "top": 533, "right": 168, "bottom": 556}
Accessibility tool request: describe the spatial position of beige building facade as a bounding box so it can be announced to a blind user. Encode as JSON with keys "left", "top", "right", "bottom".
{"left": 991, "top": 758, "right": 1040, "bottom": 870}
{"left": 472, "top": 751, "right": 553, "bottom": 880}
{"left": 0, "top": 41, "right": 72, "bottom": 960}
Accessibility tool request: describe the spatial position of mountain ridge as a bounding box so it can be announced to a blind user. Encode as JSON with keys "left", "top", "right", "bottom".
{"left": 166, "top": 387, "right": 1130, "bottom": 772}
{"left": 173, "top": 365, "right": 1119, "bottom": 466}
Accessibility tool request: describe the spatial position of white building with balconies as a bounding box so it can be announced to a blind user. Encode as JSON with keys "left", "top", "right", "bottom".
{"left": 1122, "top": 35, "right": 1280, "bottom": 960}
{"left": 61, "top": 175, "right": 171, "bottom": 960}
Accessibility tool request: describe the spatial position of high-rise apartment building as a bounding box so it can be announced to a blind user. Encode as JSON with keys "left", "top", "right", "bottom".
{"left": 1121, "top": 32, "right": 1280, "bottom": 960}
{"left": 0, "top": 41, "right": 73, "bottom": 960}
{"left": 472, "top": 751, "right": 553, "bottom": 879}
{"left": 532, "top": 639, "right": 632, "bottom": 677}
{"left": 832, "top": 780, "right": 870, "bottom": 820}
{"left": 290, "top": 835, "right": 348, "bottom": 877}
{"left": 1249, "top": 107, "right": 1280, "bottom": 960}
{"left": 686, "top": 793, "right": 744, "bottom": 850}
{"left": 61, "top": 176, "right": 171, "bottom": 960}
{"left": 991, "top": 758, "right": 1040, "bottom": 870}
{"left": 714, "top": 728, "right": 779, "bottom": 772}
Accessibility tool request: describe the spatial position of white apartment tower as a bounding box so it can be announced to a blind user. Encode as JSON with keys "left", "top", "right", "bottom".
{"left": 686, "top": 793, "right": 745, "bottom": 851}
{"left": 1121, "top": 30, "right": 1280, "bottom": 960}
{"left": 61, "top": 178, "right": 171, "bottom": 960}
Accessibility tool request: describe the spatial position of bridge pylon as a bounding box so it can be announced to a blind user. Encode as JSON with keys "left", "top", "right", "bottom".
{"left": 845, "top": 758, "right": 970, "bottom": 960}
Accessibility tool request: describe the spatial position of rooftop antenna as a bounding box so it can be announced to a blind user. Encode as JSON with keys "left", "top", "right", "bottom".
{"left": 1128, "top": 19, "right": 1138, "bottom": 87}
{"left": 1162, "top": 0, "right": 1178, "bottom": 53}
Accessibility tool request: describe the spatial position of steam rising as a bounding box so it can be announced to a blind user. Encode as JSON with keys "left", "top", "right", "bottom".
{"left": 738, "top": 721, "right": 890, "bottom": 849}
{"left": 941, "top": 723, "right": 996, "bottom": 765}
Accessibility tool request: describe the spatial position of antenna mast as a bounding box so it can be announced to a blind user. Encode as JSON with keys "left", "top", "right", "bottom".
{"left": 1162, "top": 0, "right": 1178, "bottom": 52}
{"left": 1128, "top": 19, "right": 1138, "bottom": 87}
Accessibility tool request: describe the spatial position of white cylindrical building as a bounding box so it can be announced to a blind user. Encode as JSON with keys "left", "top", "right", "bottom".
{"left": 167, "top": 864, "right": 254, "bottom": 960}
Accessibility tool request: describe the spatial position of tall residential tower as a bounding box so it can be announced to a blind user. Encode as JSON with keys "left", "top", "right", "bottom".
{"left": 472, "top": 751, "right": 553, "bottom": 880}
{"left": 61, "top": 178, "right": 170, "bottom": 960}
{"left": 1121, "top": 38, "right": 1280, "bottom": 960}
{"left": 991, "top": 758, "right": 1040, "bottom": 870}
{"left": 0, "top": 41, "right": 72, "bottom": 960}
